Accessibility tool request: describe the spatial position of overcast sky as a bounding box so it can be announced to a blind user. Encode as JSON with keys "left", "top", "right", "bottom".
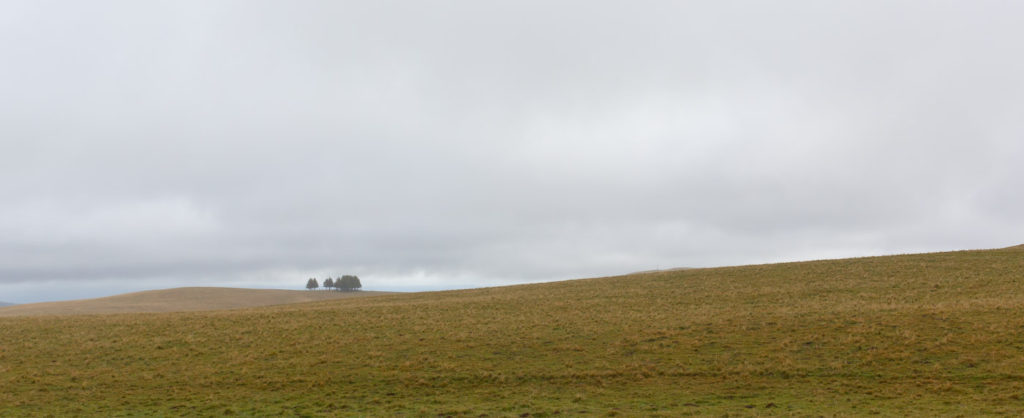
{"left": 2, "top": 1, "right": 1023, "bottom": 303}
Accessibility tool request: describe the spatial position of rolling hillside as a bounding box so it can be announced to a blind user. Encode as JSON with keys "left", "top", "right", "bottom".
{"left": 0, "top": 287, "right": 386, "bottom": 317}
{"left": 1, "top": 246, "right": 1023, "bottom": 416}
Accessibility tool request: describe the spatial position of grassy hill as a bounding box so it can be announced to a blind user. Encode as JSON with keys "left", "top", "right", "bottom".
{"left": 0, "top": 287, "right": 386, "bottom": 317}
{"left": 2, "top": 246, "right": 1024, "bottom": 416}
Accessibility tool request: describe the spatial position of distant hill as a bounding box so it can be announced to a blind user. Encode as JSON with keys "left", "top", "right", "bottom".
{"left": 0, "top": 287, "right": 387, "bottom": 317}
{"left": 0, "top": 301, "right": 14, "bottom": 307}
{"left": 628, "top": 266, "right": 693, "bottom": 275}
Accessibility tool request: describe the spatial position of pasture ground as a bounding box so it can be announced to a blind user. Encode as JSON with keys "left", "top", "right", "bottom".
{"left": 2, "top": 247, "right": 1023, "bottom": 415}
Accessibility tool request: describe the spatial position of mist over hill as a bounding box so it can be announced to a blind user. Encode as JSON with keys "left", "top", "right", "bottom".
{"left": 0, "top": 287, "right": 386, "bottom": 317}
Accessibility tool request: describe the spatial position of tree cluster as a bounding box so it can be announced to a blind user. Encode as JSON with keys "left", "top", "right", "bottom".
{"left": 305, "top": 275, "right": 361, "bottom": 291}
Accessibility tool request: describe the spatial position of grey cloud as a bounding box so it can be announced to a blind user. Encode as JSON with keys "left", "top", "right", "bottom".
{"left": 2, "top": 1, "right": 1024, "bottom": 302}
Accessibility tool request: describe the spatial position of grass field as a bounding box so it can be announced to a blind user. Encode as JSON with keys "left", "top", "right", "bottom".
{"left": 2, "top": 246, "right": 1024, "bottom": 416}
{"left": 0, "top": 287, "right": 387, "bottom": 317}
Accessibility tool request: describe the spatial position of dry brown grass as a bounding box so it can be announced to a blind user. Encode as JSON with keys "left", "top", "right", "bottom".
{"left": 2, "top": 246, "right": 1024, "bottom": 416}
{"left": 0, "top": 287, "right": 387, "bottom": 317}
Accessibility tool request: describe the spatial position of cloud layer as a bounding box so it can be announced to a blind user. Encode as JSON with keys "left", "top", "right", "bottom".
{"left": 2, "top": 1, "right": 1023, "bottom": 302}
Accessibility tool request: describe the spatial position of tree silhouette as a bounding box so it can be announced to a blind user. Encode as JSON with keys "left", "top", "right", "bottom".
{"left": 306, "top": 278, "right": 319, "bottom": 291}
{"left": 337, "top": 275, "right": 362, "bottom": 291}
{"left": 323, "top": 277, "right": 334, "bottom": 291}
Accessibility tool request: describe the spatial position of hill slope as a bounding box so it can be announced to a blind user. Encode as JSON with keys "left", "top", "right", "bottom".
{"left": 0, "top": 287, "right": 386, "bottom": 317}
{"left": 2, "top": 246, "right": 1024, "bottom": 416}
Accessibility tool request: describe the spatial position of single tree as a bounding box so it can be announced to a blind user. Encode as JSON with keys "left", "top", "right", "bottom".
{"left": 337, "top": 275, "right": 352, "bottom": 291}
{"left": 336, "top": 275, "right": 362, "bottom": 291}
{"left": 323, "top": 277, "right": 334, "bottom": 291}
{"left": 307, "top": 278, "right": 319, "bottom": 291}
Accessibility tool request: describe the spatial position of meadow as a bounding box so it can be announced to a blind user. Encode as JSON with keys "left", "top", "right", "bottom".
{"left": 2, "top": 246, "right": 1023, "bottom": 416}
